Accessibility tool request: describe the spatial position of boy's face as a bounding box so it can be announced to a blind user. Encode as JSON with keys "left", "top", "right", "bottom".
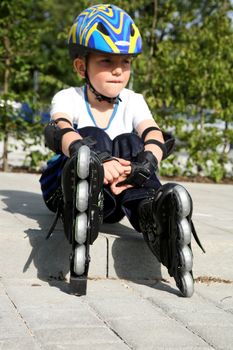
{"left": 86, "top": 53, "right": 132, "bottom": 98}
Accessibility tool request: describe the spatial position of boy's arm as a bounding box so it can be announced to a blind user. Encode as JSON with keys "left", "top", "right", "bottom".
{"left": 116, "top": 119, "right": 174, "bottom": 188}
{"left": 136, "top": 119, "right": 164, "bottom": 164}
{"left": 51, "top": 112, "right": 82, "bottom": 157}
{"left": 48, "top": 113, "right": 131, "bottom": 186}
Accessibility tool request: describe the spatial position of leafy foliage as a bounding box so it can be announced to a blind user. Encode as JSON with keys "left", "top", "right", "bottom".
{"left": 0, "top": 0, "right": 233, "bottom": 180}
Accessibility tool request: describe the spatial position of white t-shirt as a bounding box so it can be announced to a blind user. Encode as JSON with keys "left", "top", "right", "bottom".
{"left": 50, "top": 86, "right": 153, "bottom": 140}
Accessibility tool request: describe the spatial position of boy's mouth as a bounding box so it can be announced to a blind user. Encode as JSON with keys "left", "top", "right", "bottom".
{"left": 108, "top": 80, "right": 122, "bottom": 83}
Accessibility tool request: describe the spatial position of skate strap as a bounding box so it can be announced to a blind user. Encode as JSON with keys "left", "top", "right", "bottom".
{"left": 191, "top": 220, "right": 206, "bottom": 253}
{"left": 45, "top": 205, "right": 62, "bottom": 240}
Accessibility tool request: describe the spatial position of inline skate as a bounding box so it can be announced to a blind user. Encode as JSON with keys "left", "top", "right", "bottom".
{"left": 138, "top": 183, "right": 205, "bottom": 297}
{"left": 62, "top": 145, "right": 104, "bottom": 295}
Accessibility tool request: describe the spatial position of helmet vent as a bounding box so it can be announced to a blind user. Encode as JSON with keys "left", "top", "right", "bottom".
{"left": 97, "top": 22, "right": 109, "bottom": 36}
{"left": 130, "top": 24, "right": 135, "bottom": 36}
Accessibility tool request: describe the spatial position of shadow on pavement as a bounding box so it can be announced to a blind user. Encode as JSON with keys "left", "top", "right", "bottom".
{"left": 0, "top": 190, "right": 71, "bottom": 293}
{"left": 0, "top": 190, "right": 178, "bottom": 296}
{"left": 101, "top": 222, "right": 179, "bottom": 296}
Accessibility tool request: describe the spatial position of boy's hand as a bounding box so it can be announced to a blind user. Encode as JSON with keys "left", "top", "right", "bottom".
{"left": 103, "top": 158, "right": 131, "bottom": 185}
{"left": 116, "top": 151, "right": 158, "bottom": 187}
{"left": 110, "top": 174, "right": 133, "bottom": 195}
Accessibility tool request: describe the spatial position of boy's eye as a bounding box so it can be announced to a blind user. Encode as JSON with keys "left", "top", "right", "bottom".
{"left": 123, "top": 57, "right": 132, "bottom": 65}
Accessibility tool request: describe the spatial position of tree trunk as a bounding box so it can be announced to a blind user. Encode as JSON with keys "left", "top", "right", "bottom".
{"left": 147, "top": 0, "right": 158, "bottom": 83}
{"left": 200, "top": 108, "right": 205, "bottom": 133}
{"left": 2, "top": 35, "right": 11, "bottom": 172}
{"left": 2, "top": 132, "right": 9, "bottom": 172}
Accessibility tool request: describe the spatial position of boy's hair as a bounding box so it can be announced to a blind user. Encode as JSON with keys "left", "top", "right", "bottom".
{"left": 68, "top": 4, "right": 142, "bottom": 60}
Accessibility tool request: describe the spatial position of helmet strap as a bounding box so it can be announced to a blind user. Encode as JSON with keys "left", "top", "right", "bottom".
{"left": 85, "top": 72, "right": 121, "bottom": 104}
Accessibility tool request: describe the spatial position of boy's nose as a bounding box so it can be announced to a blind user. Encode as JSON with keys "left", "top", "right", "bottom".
{"left": 112, "top": 66, "right": 122, "bottom": 76}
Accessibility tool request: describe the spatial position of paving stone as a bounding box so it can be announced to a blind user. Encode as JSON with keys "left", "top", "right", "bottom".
{"left": 1, "top": 173, "right": 233, "bottom": 350}
{"left": 0, "top": 337, "right": 41, "bottom": 350}
{"left": 34, "top": 327, "right": 124, "bottom": 346}
{"left": 86, "top": 280, "right": 207, "bottom": 348}
{"left": 127, "top": 280, "right": 233, "bottom": 350}
{"left": 18, "top": 305, "right": 104, "bottom": 330}
{"left": 107, "top": 228, "right": 161, "bottom": 280}
{"left": 89, "top": 234, "right": 108, "bottom": 278}
{"left": 44, "top": 343, "right": 130, "bottom": 350}
{"left": 195, "top": 282, "right": 233, "bottom": 312}
{"left": 0, "top": 295, "right": 29, "bottom": 336}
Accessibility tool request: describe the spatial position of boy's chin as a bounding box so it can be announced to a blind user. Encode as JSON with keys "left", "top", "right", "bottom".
{"left": 102, "top": 89, "right": 122, "bottom": 98}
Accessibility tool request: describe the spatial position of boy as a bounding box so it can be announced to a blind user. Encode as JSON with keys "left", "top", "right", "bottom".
{"left": 40, "top": 4, "right": 204, "bottom": 297}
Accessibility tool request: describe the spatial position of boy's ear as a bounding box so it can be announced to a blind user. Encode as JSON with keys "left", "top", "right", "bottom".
{"left": 73, "top": 58, "right": 86, "bottom": 77}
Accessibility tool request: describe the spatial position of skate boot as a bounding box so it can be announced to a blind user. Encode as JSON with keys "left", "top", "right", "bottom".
{"left": 138, "top": 183, "right": 205, "bottom": 297}
{"left": 62, "top": 145, "right": 104, "bottom": 295}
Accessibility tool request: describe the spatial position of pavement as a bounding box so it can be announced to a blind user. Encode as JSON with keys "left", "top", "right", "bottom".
{"left": 0, "top": 172, "right": 233, "bottom": 350}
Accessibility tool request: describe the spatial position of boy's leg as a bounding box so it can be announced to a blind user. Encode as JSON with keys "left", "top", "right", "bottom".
{"left": 137, "top": 183, "right": 205, "bottom": 297}
{"left": 79, "top": 127, "right": 125, "bottom": 223}
{"left": 61, "top": 127, "right": 122, "bottom": 295}
{"left": 39, "top": 154, "right": 68, "bottom": 213}
{"left": 61, "top": 145, "right": 104, "bottom": 295}
{"left": 112, "top": 133, "right": 205, "bottom": 297}
{"left": 112, "top": 132, "right": 161, "bottom": 231}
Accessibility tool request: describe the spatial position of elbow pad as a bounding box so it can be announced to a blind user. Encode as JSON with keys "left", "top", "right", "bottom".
{"left": 142, "top": 127, "right": 176, "bottom": 159}
{"left": 44, "top": 121, "right": 74, "bottom": 153}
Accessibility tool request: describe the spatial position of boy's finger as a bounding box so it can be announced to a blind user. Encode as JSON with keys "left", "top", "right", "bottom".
{"left": 116, "top": 158, "right": 131, "bottom": 165}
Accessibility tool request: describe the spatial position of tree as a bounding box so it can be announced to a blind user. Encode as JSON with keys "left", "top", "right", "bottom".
{"left": 127, "top": 0, "right": 233, "bottom": 180}
{"left": 0, "top": 0, "right": 45, "bottom": 170}
{"left": 1, "top": 0, "right": 232, "bottom": 180}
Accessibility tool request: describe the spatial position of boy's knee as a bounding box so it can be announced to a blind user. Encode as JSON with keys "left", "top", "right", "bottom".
{"left": 79, "top": 127, "right": 112, "bottom": 153}
{"left": 113, "top": 133, "right": 144, "bottom": 159}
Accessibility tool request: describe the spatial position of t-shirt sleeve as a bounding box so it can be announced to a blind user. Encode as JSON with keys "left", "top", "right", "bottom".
{"left": 50, "top": 89, "right": 75, "bottom": 123}
{"left": 131, "top": 93, "right": 153, "bottom": 129}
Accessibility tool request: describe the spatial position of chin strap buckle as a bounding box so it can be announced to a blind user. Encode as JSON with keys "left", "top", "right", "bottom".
{"left": 85, "top": 74, "right": 122, "bottom": 104}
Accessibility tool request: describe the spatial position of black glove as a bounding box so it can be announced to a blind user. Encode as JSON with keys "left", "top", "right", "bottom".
{"left": 69, "top": 136, "right": 96, "bottom": 157}
{"left": 116, "top": 151, "right": 158, "bottom": 187}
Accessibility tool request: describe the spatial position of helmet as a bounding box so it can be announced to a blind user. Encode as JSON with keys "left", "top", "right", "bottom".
{"left": 68, "top": 4, "right": 142, "bottom": 59}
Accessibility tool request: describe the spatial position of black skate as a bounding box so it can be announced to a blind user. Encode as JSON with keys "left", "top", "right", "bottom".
{"left": 138, "top": 183, "right": 205, "bottom": 297}
{"left": 62, "top": 145, "right": 104, "bottom": 295}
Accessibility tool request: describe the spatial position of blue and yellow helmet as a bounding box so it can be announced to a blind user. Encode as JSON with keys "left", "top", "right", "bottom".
{"left": 68, "top": 4, "right": 142, "bottom": 59}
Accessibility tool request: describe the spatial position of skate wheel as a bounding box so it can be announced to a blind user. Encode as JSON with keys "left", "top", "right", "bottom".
{"left": 178, "top": 245, "right": 193, "bottom": 272}
{"left": 77, "top": 145, "right": 90, "bottom": 179}
{"left": 75, "top": 212, "right": 87, "bottom": 244}
{"left": 178, "top": 271, "right": 194, "bottom": 298}
{"left": 177, "top": 218, "right": 191, "bottom": 246}
{"left": 76, "top": 180, "right": 89, "bottom": 212}
{"left": 173, "top": 185, "right": 191, "bottom": 218}
{"left": 74, "top": 244, "right": 86, "bottom": 275}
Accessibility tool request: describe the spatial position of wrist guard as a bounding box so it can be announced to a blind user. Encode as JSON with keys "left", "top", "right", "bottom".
{"left": 69, "top": 136, "right": 96, "bottom": 157}
{"left": 116, "top": 151, "right": 158, "bottom": 187}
